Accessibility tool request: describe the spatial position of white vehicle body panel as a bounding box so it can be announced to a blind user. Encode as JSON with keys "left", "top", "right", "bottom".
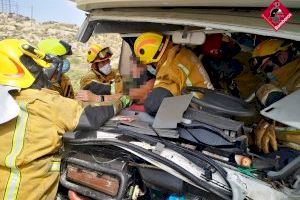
{"left": 74, "top": 0, "right": 300, "bottom": 11}
{"left": 88, "top": 8, "right": 300, "bottom": 41}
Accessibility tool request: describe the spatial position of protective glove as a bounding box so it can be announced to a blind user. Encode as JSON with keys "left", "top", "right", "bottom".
{"left": 254, "top": 119, "right": 278, "bottom": 154}
{"left": 112, "top": 95, "right": 132, "bottom": 115}
{"left": 119, "top": 95, "right": 132, "bottom": 109}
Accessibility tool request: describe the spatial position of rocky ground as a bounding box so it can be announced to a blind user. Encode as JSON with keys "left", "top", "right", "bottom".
{"left": 0, "top": 13, "right": 122, "bottom": 91}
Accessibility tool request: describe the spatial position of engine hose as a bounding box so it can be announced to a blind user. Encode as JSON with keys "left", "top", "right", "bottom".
{"left": 65, "top": 138, "right": 232, "bottom": 200}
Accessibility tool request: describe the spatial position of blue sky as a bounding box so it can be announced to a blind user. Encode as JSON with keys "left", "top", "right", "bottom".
{"left": 16, "top": 0, "right": 86, "bottom": 25}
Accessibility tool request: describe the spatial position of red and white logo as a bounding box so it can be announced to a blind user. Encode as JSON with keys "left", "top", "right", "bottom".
{"left": 261, "top": 0, "right": 292, "bottom": 31}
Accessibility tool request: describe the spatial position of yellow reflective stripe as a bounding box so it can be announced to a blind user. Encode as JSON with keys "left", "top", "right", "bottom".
{"left": 177, "top": 64, "right": 192, "bottom": 86}
{"left": 177, "top": 64, "right": 200, "bottom": 98}
{"left": 185, "top": 77, "right": 192, "bottom": 86}
{"left": 50, "top": 161, "right": 61, "bottom": 172}
{"left": 192, "top": 92, "right": 201, "bottom": 99}
{"left": 110, "top": 82, "right": 116, "bottom": 95}
{"left": 4, "top": 102, "right": 28, "bottom": 200}
{"left": 177, "top": 63, "right": 190, "bottom": 76}
{"left": 154, "top": 79, "right": 161, "bottom": 86}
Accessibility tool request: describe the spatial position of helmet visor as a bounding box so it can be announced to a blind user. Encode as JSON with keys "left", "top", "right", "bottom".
{"left": 95, "top": 47, "right": 113, "bottom": 62}
{"left": 249, "top": 55, "right": 271, "bottom": 73}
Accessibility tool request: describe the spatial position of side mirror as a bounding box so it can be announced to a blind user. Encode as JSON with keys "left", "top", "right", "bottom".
{"left": 76, "top": 16, "right": 97, "bottom": 43}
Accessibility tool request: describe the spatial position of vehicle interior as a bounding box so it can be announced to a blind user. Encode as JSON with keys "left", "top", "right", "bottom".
{"left": 59, "top": 3, "right": 300, "bottom": 200}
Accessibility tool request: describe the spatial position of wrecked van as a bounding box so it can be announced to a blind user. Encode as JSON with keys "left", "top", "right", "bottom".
{"left": 60, "top": 1, "right": 300, "bottom": 199}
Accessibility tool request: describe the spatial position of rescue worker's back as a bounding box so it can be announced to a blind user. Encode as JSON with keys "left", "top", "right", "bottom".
{"left": 0, "top": 39, "right": 125, "bottom": 200}
{"left": 0, "top": 89, "right": 84, "bottom": 199}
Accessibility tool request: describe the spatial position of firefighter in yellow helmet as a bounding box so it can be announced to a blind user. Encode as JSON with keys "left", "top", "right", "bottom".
{"left": 248, "top": 39, "right": 299, "bottom": 154}
{"left": 134, "top": 32, "right": 213, "bottom": 116}
{"left": 250, "top": 39, "right": 296, "bottom": 74}
{"left": 0, "top": 39, "right": 128, "bottom": 200}
{"left": 249, "top": 38, "right": 300, "bottom": 94}
{"left": 38, "top": 38, "right": 75, "bottom": 98}
{"left": 76, "top": 44, "right": 123, "bottom": 102}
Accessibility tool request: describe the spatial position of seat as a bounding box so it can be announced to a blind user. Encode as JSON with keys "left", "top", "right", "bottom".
{"left": 183, "top": 86, "right": 256, "bottom": 117}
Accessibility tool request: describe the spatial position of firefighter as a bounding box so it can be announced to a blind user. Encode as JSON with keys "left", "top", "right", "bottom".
{"left": 38, "top": 38, "right": 75, "bottom": 98}
{"left": 134, "top": 32, "right": 213, "bottom": 116}
{"left": 76, "top": 44, "right": 123, "bottom": 102}
{"left": 250, "top": 39, "right": 300, "bottom": 154}
{"left": 0, "top": 39, "right": 129, "bottom": 200}
{"left": 200, "top": 33, "right": 243, "bottom": 96}
{"left": 250, "top": 38, "right": 300, "bottom": 94}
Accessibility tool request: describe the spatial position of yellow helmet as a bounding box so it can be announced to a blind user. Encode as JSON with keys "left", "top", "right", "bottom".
{"left": 134, "top": 32, "right": 170, "bottom": 65}
{"left": 252, "top": 39, "right": 292, "bottom": 58}
{"left": 250, "top": 39, "right": 293, "bottom": 72}
{"left": 0, "top": 39, "right": 50, "bottom": 88}
{"left": 38, "top": 38, "right": 72, "bottom": 56}
{"left": 87, "top": 44, "right": 112, "bottom": 63}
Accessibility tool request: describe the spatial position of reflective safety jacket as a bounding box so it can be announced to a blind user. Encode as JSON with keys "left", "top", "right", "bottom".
{"left": 50, "top": 74, "right": 75, "bottom": 98}
{"left": 154, "top": 44, "right": 213, "bottom": 98}
{"left": 272, "top": 57, "right": 300, "bottom": 94}
{"left": 80, "top": 68, "right": 123, "bottom": 95}
{"left": 0, "top": 88, "right": 117, "bottom": 200}
{"left": 234, "top": 56, "right": 300, "bottom": 98}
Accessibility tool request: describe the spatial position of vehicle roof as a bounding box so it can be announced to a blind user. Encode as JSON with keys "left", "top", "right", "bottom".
{"left": 72, "top": 0, "right": 300, "bottom": 11}
{"left": 76, "top": 8, "right": 300, "bottom": 42}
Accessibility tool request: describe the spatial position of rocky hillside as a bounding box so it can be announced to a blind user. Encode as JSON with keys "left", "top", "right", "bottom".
{"left": 0, "top": 13, "right": 122, "bottom": 90}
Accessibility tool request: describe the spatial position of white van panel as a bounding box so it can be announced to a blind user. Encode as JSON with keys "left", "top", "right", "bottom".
{"left": 89, "top": 8, "right": 300, "bottom": 41}
{"left": 74, "top": 0, "right": 300, "bottom": 11}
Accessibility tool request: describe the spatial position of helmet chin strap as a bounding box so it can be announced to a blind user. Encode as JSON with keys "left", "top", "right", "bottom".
{"left": 30, "top": 72, "right": 50, "bottom": 89}
{"left": 30, "top": 61, "right": 64, "bottom": 89}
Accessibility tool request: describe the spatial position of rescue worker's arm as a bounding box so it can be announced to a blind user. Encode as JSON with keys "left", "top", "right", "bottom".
{"left": 153, "top": 45, "right": 184, "bottom": 96}
{"left": 82, "top": 81, "right": 111, "bottom": 95}
{"left": 80, "top": 70, "right": 123, "bottom": 95}
{"left": 154, "top": 46, "right": 212, "bottom": 96}
{"left": 144, "top": 87, "right": 173, "bottom": 116}
{"left": 53, "top": 94, "right": 123, "bottom": 132}
{"left": 80, "top": 71, "right": 99, "bottom": 89}
{"left": 76, "top": 104, "right": 116, "bottom": 130}
{"left": 75, "top": 89, "right": 122, "bottom": 103}
{"left": 76, "top": 70, "right": 124, "bottom": 102}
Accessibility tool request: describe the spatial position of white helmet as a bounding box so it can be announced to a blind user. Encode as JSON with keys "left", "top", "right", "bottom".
{"left": 0, "top": 85, "right": 20, "bottom": 124}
